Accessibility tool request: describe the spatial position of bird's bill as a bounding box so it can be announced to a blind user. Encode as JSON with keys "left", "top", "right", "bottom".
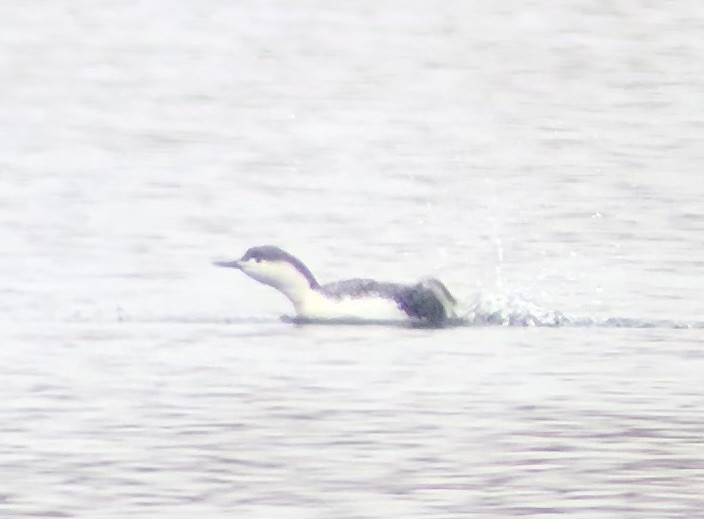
{"left": 212, "top": 259, "right": 243, "bottom": 270}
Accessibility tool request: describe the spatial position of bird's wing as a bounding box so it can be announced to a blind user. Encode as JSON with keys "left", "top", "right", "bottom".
{"left": 320, "top": 278, "right": 455, "bottom": 324}
{"left": 319, "top": 279, "right": 405, "bottom": 300}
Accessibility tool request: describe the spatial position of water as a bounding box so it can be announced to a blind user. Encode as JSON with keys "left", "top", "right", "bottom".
{"left": 1, "top": 1, "right": 704, "bottom": 517}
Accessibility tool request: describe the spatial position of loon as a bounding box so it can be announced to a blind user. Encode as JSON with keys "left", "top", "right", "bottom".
{"left": 214, "top": 245, "right": 459, "bottom": 325}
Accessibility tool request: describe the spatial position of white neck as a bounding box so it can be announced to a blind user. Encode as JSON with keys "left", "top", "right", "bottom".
{"left": 277, "top": 283, "right": 323, "bottom": 315}
{"left": 244, "top": 261, "right": 323, "bottom": 314}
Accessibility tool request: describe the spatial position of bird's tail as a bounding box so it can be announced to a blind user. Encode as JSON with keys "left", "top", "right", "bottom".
{"left": 419, "top": 278, "right": 458, "bottom": 320}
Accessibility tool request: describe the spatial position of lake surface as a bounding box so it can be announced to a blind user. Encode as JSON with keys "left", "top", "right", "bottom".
{"left": 1, "top": 1, "right": 703, "bottom": 517}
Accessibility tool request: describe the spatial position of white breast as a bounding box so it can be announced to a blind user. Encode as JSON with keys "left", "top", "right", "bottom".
{"left": 296, "top": 291, "right": 408, "bottom": 321}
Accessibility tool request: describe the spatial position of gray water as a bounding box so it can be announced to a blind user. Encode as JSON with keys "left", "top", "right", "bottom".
{"left": 1, "top": 1, "right": 704, "bottom": 517}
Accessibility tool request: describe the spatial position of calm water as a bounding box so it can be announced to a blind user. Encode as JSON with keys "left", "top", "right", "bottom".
{"left": 2, "top": 1, "right": 704, "bottom": 517}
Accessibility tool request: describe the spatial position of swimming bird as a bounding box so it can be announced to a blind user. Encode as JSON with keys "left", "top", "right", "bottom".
{"left": 213, "top": 245, "right": 459, "bottom": 325}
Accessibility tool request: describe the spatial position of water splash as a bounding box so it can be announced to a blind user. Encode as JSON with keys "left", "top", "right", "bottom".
{"left": 460, "top": 292, "right": 704, "bottom": 329}
{"left": 461, "top": 292, "right": 569, "bottom": 327}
